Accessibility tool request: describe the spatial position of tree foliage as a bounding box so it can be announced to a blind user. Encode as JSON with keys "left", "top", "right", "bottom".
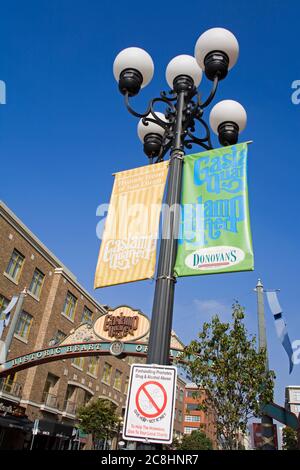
{"left": 177, "top": 430, "right": 213, "bottom": 450}
{"left": 282, "top": 426, "right": 299, "bottom": 450}
{"left": 183, "top": 302, "right": 275, "bottom": 450}
{"left": 77, "top": 398, "right": 119, "bottom": 449}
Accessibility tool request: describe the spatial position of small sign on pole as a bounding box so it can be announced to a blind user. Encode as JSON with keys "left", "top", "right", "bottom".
{"left": 123, "top": 364, "right": 177, "bottom": 444}
{"left": 30, "top": 419, "right": 39, "bottom": 450}
{"left": 33, "top": 419, "right": 39, "bottom": 436}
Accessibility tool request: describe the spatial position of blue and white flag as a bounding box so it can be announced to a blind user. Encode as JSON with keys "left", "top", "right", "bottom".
{"left": 266, "top": 291, "right": 294, "bottom": 374}
{"left": 0, "top": 295, "right": 18, "bottom": 339}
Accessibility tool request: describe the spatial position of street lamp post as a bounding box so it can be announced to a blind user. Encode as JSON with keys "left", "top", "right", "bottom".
{"left": 113, "top": 28, "right": 247, "bottom": 366}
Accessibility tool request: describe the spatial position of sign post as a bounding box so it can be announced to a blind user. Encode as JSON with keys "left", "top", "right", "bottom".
{"left": 123, "top": 364, "right": 177, "bottom": 445}
{"left": 30, "top": 419, "right": 39, "bottom": 450}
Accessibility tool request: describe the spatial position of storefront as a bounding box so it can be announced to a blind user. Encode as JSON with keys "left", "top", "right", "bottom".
{"left": 30, "top": 420, "right": 75, "bottom": 450}
{"left": 0, "top": 405, "right": 33, "bottom": 450}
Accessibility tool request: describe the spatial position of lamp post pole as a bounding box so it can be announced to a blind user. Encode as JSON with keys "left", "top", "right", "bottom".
{"left": 255, "top": 279, "right": 275, "bottom": 450}
{"left": 147, "top": 90, "right": 185, "bottom": 365}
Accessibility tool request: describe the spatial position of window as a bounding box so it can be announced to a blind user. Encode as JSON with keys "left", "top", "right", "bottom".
{"left": 184, "top": 427, "right": 195, "bottom": 435}
{"left": 185, "top": 415, "right": 201, "bottom": 422}
{"left": 43, "top": 373, "right": 59, "bottom": 395}
{"left": 102, "top": 362, "right": 112, "bottom": 385}
{"left": 293, "top": 391, "right": 300, "bottom": 402}
{"left": 124, "top": 377, "right": 129, "bottom": 395}
{"left": 15, "top": 311, "right": 33, "bottom": 340}
{"left": 5, "top": 249, "right": 24, "bottom": 282}
{"left": 114, "top": 370, "right": 122, "bottom": 391}
{"left": 42, "top": 373, "right": 59, "bottom": 408}
{"left": 0, "top": 294, "right": 9, "bottom": 317}
{"left": 0, "top": 373, "right": 22, "bottom": 397}
{"left": 186, "top": 390, "right": 200, "bottom": 398}
{"left": 62, "top": 292, "right": 77, "bottom": 321}
{"left": 65, "top": 384, "right": 76, "bottom": 402}
{"left": 64, "top": 385, "right": 77, "bottom": 414}
{"left": 83, "top": 391, "right": 93, "bottom": 405}
{"left": 186, "top": 403, "right": 200, "bottom": 412}
{"left": 49, "top": 330, "right": 67, "bottom": 346}
{"left": 29, "top": 268, "right": 45, "bottom": 299}
{"left": 179, "top": 389, "right": 184, "bottom": 402}
{"left": 88, "top": 357, "right": 99, "bottom": 376}
{"left": 178, "top": 410, "right": 183, "bottom": 422}
{"left": 0, "top": 372, "right": 19, "bottom": 395}
{"left": 81, "top": 307, "right": 93, "bottom": 325}
{"left": 293, "top": 404, "right": 300, "bottom": 413}
{"left": 72, "top": 356, "right": 85, "bottom": 370}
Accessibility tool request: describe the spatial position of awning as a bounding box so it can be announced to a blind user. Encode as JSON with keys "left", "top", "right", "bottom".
{"left": 38, "top": 420, "right": 74, "bottom": 438}
{"left": 0, "top": 414, "right": 33, "bottom": 432}
{"left": 54, "top": 422, "right": 74, "bottom": 438}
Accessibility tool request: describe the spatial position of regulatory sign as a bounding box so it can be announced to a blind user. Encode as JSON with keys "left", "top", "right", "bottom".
{"left": 123, "top": 364, "right": 177, "bottom": 444}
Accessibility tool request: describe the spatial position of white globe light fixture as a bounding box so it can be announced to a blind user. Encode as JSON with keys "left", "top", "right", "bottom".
{"left": 209, "top": 99, "right": 247, "bottom": 145}
{"left": 194, "top": 28, "right": 239, "bottom": 81}
{"left": 113, "top": 47, "right": 154, "bottom": 96}
{"left": 137, "top": 112, "right": 167, "bottom": 158}
{"left": 165, "top": 55, "right": 202, "bottom": 92}
{"left": 137, "top": 112, "right": 167, "bottom": 141}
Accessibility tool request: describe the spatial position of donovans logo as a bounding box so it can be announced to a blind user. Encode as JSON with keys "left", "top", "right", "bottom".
{"left": 185, "top": 246, "right": 245, "bottom": 271}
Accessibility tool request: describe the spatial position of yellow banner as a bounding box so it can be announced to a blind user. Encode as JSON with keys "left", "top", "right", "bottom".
{"left": 94, "top": 161, "right": 169, "bottom": 288}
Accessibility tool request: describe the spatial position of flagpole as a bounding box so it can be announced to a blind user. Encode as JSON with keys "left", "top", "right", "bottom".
{"left": 255, "top": 279, "right": 275, "bottom": 450}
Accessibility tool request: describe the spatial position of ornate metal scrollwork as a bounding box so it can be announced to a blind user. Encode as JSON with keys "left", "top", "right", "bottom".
{"left": 124, "top": 75, "right": 220, "bottom": 162}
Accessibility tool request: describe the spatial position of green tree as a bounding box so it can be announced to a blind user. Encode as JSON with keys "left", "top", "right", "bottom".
{"left": 183, "top": 302, "right": 275, "bottom": 450}
{"left": 282, "top": 426, "right": 299, "bottom": 450}
{"left": 77, "top": 398, "right": 119, "bottom": 449}
{"left": 178, "top": 430, "right": 213, "bottom": 450}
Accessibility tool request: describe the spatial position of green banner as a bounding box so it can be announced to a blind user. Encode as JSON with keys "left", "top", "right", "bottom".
{"left": 174, "top": 142, "right": 254, "bottom": 277}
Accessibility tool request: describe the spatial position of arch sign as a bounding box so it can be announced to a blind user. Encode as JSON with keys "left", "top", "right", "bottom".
{"left": 0, "top": 306, "right": 185, "bottom": 377}
{"left": 123, "top": 364, "right": 177, "bottom": 444}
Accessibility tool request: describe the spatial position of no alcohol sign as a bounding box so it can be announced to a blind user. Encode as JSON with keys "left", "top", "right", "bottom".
{"left": 123, "top": 364, "right": 177, "bottom": 444}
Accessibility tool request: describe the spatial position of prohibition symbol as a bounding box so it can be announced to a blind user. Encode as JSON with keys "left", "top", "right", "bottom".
{"left": 135, "top": 381, "right": 167, "bottom": 418}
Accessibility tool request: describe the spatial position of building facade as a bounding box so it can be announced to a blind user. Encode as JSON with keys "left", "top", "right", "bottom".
{"left": 183, "top": 383, "right": 216, "bottom": 448}
{"left": 0, "top": 201, "right": 187, "bottom": 449}
{"left": 285, "top": 386, "right": 300, "bottom": 417}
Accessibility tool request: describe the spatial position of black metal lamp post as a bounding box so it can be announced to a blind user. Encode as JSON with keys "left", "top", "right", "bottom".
{"left": 113, "top": 28, "right": 247, "bottom": 367}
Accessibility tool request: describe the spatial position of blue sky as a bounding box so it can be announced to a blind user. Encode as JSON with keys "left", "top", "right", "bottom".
{"left": 1, "top": 0, "right": 300, "bottom": 409}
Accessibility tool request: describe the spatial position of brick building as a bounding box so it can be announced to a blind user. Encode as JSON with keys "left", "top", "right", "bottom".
{"left": 183, "top": 383, "right": 216, "bottom": 447}
{"left": 0, "top": 201, "right": 186, "bottom": 449}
